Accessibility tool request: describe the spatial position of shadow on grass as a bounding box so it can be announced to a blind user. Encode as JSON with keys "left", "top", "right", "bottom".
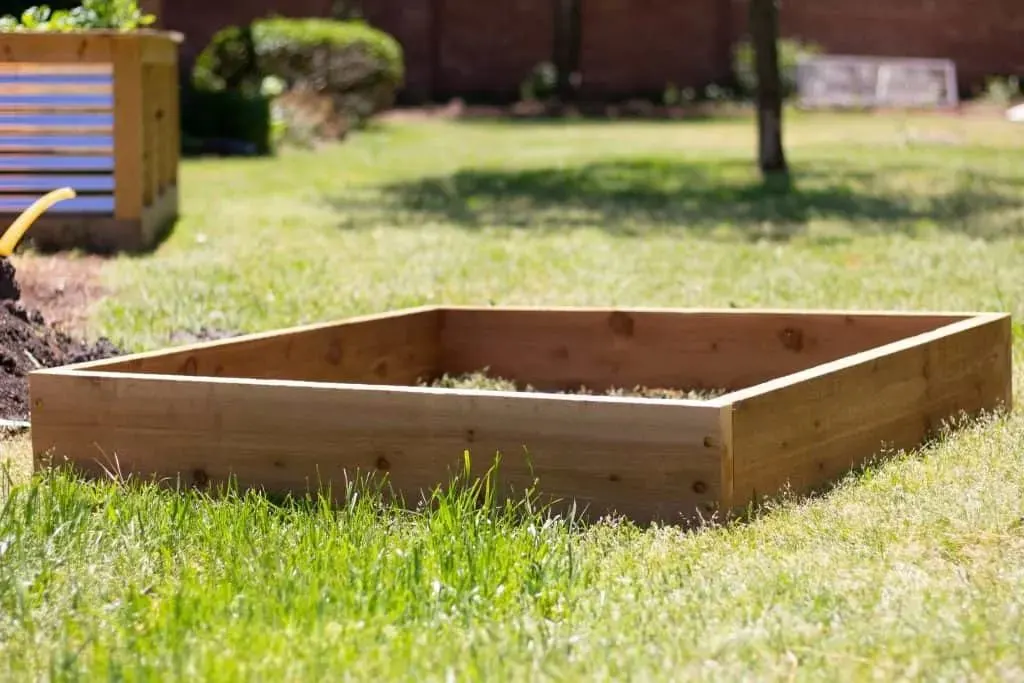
{"left": 328, "top": 158, "right": 1024, "bottom": 241}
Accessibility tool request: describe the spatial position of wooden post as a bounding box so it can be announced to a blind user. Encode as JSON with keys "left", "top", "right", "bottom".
{"left": 143, "top": 63, "right": 158, "bottom": 205}
{"left": 112, "top": 37, "right": 144, "bottom": 222}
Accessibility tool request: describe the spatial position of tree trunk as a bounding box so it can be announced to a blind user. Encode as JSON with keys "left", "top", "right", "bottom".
{"left": 553, "top": 0, "right": 582, "bottom": 101}
{"left": 749, "top": 0, "right": 788, "bottom": 176}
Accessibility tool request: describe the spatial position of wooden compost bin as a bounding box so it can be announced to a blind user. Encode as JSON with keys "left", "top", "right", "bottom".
{"left": 0, "top": 30, "right": 181, "bottom": 253}
{"left": 29, "top": 307, "right": 1012, "bottom": 525}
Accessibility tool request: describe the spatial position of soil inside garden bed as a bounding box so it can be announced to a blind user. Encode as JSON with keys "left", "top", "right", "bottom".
{"left": 0, "top": 258, "right": 122, "bottom": 421}
{"left": 421, "top": 369, "right": 726, "bottom": 400}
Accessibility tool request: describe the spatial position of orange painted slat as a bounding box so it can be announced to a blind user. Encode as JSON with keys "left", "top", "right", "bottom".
{"left": 0, "top": 63, "right": 112, "bottom": 75}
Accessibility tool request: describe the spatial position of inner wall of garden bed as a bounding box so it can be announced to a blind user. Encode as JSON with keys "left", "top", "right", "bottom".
{"left": 27, "top": 306, "right": 1012, "bottom": 524}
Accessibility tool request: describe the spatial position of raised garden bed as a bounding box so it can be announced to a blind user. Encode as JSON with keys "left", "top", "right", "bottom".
{"left": 28, "top": 306, "right": 1012, "bottom": 524}
{"left": 0, "top": 30, "right": 182, "bottom": 253}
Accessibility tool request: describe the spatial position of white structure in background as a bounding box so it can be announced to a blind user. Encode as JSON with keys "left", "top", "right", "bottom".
{"left": 1008, "top": 104, "right": 1024, "bottom": 122}
{"left": 796, "top": 55, "right": 959, "bottom": 110}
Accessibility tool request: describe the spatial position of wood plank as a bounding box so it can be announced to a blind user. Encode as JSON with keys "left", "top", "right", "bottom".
{"left": 140, "top": 183, "right": 175, "bottom": 244}
{"left": 0, "top": 34, "right": 114, "bottom": 63}
{"left": 0, "top": 174, "right": 115, "bottom": 192}
{"left": 140, "top": 33, "right": 181, "bottom": 65}
{"left": 0, "top": 83, "right": 112, "bottom": 95}
{"left": 16, "top": 213, "right": 144, "bottom": 254}
{"left": 112, "top": 37, "right": 144, "bottom": 221}
{"left": 0, "top": 93, "right": 114, "bottom": 109}
{"left": 157, "top": 64, "right": 173, "bottom": 190}
{"left": 78, "top": 306, "right": 444, "bottom": 386}
{"left": 142, "top": 63, "right": 157, "bottom": 204}
{"left": 0, "top": 33, "right": 179, "bottom": 66}
{"left": 0, "top": 154, "right": 114, "bottom": 171}
{"left": 29, "top": 370, "right": 725, "bottom": 524}
{"left": 0, "top": 133, "right": 112, "bottom": 153}
{"left": 0, "top": 73, "right": 111, "bottom": 86}
{"left": 0, "top": 112, "right": 113, "bottom": 132}
{"left": 0, "top": 195, "right": 114, "bottom": 214}
{"left": 166, "top": 59, "right": 179, "bottom": 185}
{"left": 726, "top": 314, "right": 1012, "bottom": 510}
{"left": 439, "top": 307, "right": 968, "bottom": 394}
{"left": 0, "top": 63, "right": 112, "bottom": 76}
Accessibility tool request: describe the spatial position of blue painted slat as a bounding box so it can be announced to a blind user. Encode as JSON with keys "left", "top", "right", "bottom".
{"left": 0, "top": 73, "right": 112, "bottom": 85}
{"left": 0, "top": 93, "right": 113, "bottom": 108}
{"left": 0, "top": 174, "right": 115, "bottom": 192}
{"left": 0, "top": 155, "right": 114, "bottom": 171}
{"left": 0, "top": 195, "right": 114, "bottom": 214}
{"left": 0, "top": 134, "right": 113, "bottom": 148}
{"left": 0, "top": 112, "right": 113, "bottom": 128}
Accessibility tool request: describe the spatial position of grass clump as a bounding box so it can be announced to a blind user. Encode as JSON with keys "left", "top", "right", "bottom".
{"left": 0, "top": 457, "right": 585, "bottom": 679}
{"left": 422, "top": 368, "right": 727, "bottom": 400}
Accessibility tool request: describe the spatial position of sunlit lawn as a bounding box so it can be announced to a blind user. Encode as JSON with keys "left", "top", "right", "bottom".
{"left": 3, "top": 110, "right": 1024, "bottom": 680}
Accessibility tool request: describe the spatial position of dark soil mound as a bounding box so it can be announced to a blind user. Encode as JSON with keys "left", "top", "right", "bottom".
{"left": 0, "top": 260, "right": 122, "bottom": 421}
{"left": 0, "top": 258, "right": 20, "bottom": 302}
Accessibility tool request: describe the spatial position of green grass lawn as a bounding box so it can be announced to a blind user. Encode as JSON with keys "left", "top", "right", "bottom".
{"left": 4, "top": 111, "right": 1024, "bottom": 680}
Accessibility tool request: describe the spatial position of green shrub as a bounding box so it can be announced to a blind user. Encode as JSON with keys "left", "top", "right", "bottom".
{"left": 732, "top": 37, "right": 822, "bottom": 100}
{"left": 192, "top": 25, "right": 258, "bottom": 92}
{"left": 179, "top": 85, "right": 273, "bottom": 156}
{"left": 519, "top": 62, "right": 557, "bottom": 102}
{"left": 193, "top": 17, "right": 404, "bottom": 132}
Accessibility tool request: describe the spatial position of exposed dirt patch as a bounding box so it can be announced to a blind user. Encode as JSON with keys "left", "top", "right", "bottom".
{"left": 0, "top": 256, "right": 121, "bottom": 420}
{"left": 9, "top": 254, "right": 107, "bottom": 338}
{"left": 422, "top": 369, "right": 727, "bottom": 401}
{"left": 0, "top": 255, "right": 249, "bottom": 421}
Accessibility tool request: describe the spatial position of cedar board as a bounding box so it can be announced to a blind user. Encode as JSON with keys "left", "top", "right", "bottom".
{"left": 28, "top": 306, "right": 1012, "bottom": 525}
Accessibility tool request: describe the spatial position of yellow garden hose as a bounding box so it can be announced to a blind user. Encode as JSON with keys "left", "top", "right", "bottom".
{"left": 0, "top": 187, "right": 77, "bottom": 257}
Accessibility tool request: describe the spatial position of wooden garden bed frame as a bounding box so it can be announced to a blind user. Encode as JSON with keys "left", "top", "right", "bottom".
{"left": 0, "top": 30, "right": 181, "bottom": 253}
{"left": 29, "top": 306, "right": 1012, "bottom": 524}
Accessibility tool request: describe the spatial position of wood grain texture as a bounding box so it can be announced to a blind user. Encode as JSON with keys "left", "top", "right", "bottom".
{"left": 156, "top": 64, "right": 174, "bottom": 191}
{"left": 139, "top": 33, "right": 181, "bottom": 65}
{"left": 439, "top": 307, "right": 967, "bottom": 393}
{"left": 0, "top": 34, "right": 115, "bottom": 64}
{"left": 166, "top": 59, "right": 179, "bottom": 186}
{"left": 141, "top": 63, "right": 156, "bottom": 206}
{"left": 28, "top": 307, "right": 1012, "bottom": 525}
{"left": 15, "top": 185, "right": 177, "bottom": 254}
{"left": 0, "top": 32, "right": 181, "bottom": 65}
{"left": 0, "top": 83, "right": 112, "bottom": 95}
{"left": 80, "top": 307, "right": 444, "bottom": 386}
{"left": 0, "top": 63, "right": 113, "bottom": 75}
{"left": 0, "top": 137, "right": 113, "bottom": 154}
{"left": 112, "top": 37, "right": 143, "bottom": 221}
{"left": 29, "top": 371, "right": 724, "bottom": 525}
{"left": 140, "top": 184, "right": 178, "bottom": 246}
{"left": 726, "top": 313, "right": 1012, "bottom": 511}
{"left": 21, "top": 209, "right": 156, "bottom": 255}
